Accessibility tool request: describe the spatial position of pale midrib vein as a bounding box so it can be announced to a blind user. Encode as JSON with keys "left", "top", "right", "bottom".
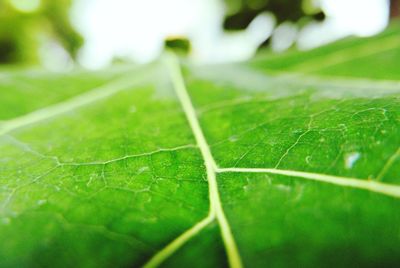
{"left": 0, "top": 69, "right": 152, "bottom": 136}
{"left": 162, "top": 53, "right": 243, "bottom": 268}
{"left": 216, "top": 167, "right": 400, "bottom": 198}
{"left": 148, "top": 53, "right": 400, "bottom": 267}
{"left": 143, "top": 214, "right": 215, "bottom": 268}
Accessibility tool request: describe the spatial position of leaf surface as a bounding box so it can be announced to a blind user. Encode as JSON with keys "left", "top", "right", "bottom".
{"left": 1, "top": 26, "right": 400, "bottom": 267}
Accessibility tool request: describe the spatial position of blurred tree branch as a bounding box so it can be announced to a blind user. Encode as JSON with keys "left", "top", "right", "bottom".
{"left": 391, "top": 0, "right": 399, "bottom": 18}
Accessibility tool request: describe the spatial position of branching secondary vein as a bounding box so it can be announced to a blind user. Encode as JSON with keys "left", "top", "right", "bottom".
{"left": 165, "top": 53, "right": 243, "bottom": 268}
{"left": 0, "top": 68, "right": 152, "bottom": 136}
{"left": 376, "top": 146, "right": 400, "bottom": 181}
{"left": 143, "top": 215, "right": 215, "bottom": 268}
{"left": 59, "top": 144, "right": 197, "bottom": 166}
{"left": 216, "top": 167, "right": 400, "bottom": 198}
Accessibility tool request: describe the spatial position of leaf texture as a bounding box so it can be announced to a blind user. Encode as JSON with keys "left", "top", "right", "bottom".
{"left": 1, "top": 26, "right": 400, "bottom": 267}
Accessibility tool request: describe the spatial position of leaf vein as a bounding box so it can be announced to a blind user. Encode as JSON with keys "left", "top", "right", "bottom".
{"left": 164, "top": 53, "right": 243, "bottom": 268}
{"left": 216, "top": 167, "right": 400, "bottom": 198}
{"left": 0, "top": 68, "right": 152, "bottom": 135}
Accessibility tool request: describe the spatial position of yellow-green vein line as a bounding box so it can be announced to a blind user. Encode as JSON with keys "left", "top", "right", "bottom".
{"left": 165, "top": 52, "right": 243, "bottom": 268}
{"left": 143, "top": 215, "right": 215, "bottom": 268}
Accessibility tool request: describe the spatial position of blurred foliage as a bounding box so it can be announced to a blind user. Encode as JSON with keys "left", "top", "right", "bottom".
{"left": 223, "top": 0, "right": 324, "bottom": 29}
{"left": 1, "top": 0, "right": 397, "bottom": 65}
{"left": 0, "top": 0, "right": 82, "bottom": 65}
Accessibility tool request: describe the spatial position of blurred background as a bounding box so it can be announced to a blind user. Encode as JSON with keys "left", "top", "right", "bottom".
{"left": 0, "top": 0, "right": 398, "bottom": 70}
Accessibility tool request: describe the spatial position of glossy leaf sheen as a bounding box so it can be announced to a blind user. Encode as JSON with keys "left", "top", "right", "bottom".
{"left": 1, "top": 27, "right": 400, "bottom": 267}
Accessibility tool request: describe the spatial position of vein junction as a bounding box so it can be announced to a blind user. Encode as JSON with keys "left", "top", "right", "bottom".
{"left": 162, "top": 53, "right": 243, "bottom": 268}
{"left": 144, "top": 55, "right": 400, "bottom": 267}
{"left": 2, "top": 55, "right": 400, "bottom": 267}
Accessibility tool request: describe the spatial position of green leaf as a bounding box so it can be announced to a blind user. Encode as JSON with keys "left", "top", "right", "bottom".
{"left": 1, "top": 27, "right": 400, "bottom": 267}
{"left": 250, "top": 22, "right": 400, "bottom": 79}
